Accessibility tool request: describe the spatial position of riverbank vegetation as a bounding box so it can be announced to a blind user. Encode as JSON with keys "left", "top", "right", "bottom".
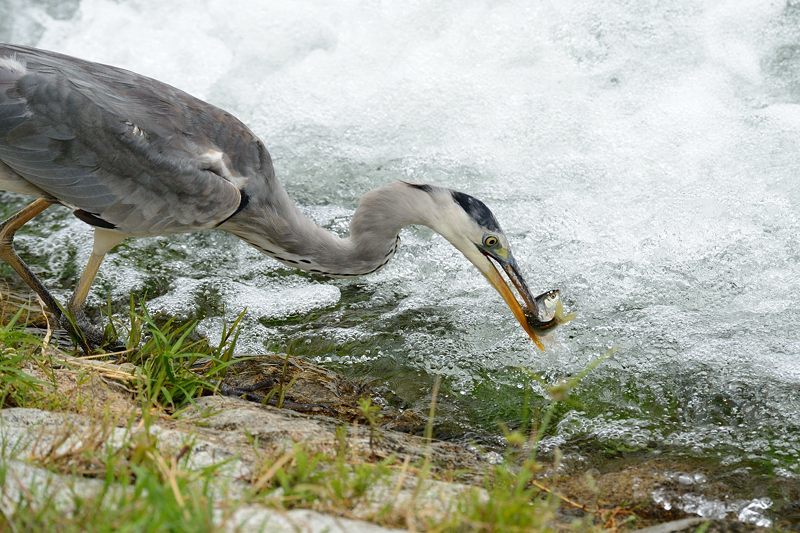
{"left": 0, "top": 285, "right": 726, "bottom": 531}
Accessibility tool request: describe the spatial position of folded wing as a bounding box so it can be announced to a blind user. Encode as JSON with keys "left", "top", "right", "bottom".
{"left": 0, "top": 45, "right": 265, "bottom": 236}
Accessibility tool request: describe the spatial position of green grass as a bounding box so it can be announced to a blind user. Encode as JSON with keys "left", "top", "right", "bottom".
{"left": 4, "top": 418, "right": 222, "bottom": 532}
{"left": 0, "top": 310, "right": 47, "bottom": 408}
{"left": 116, "top": 299, "right": 244, "bottom": 410}
{"left": 1, "top": 297, "right": 245, "bottom": 413}
{"left": 0, "top": 295, "right": 615, "bottom": 531}
{"left": 249, "top": 441, "right": 394, "bottom": 512}
{"left": 452, "top": 461, "right": 560, "bottom": 531}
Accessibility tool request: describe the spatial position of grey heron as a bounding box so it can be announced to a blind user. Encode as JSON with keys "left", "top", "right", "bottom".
{"left": 0, "top": 44, "right": 549, "bottom": 351}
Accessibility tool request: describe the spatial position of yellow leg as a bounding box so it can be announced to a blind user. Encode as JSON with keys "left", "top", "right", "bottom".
{"left": 0, "top": 198, "right": 60, "bottom": 316}
{"left": 68, "top": 228, "right": 126, "bottom": 313}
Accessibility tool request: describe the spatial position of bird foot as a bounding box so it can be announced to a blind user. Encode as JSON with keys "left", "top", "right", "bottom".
{"left": 58, "top": 311, "right": 109, "bottom": 354}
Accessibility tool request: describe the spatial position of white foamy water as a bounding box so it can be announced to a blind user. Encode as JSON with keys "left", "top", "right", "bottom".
{"left": 2, "top": 0, "right": 800, "bottom": 519}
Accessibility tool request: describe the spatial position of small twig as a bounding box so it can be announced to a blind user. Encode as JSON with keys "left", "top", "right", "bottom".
{"left": 252, "top": 448, "right": 296, "bottom": 492}
{"left": 50, "top": 354, "right": 137, "bottom": 383}
{"left": 530, "top": 479, "right": 589, "bottom": 512}
{"left": 407, "top": 375, "right": 442, "bottom": 532}
{"left": 390, "top": 456, "right": 412, "bottom": 499}
{"left": 277, "top": 353, "right": 291, "bottom": 408}
{"left": 601, "top": 506, "right": 636, "bottom": 529}
{"left": 153, "top": 451, "right": 185, "bottom": 508}
{"left": 37, "top": 295, "right": 52, "bottom": 353}
{"left": 529, "top": 477, "right": 636, "bottom": 528}
{"left": 423, "top": 376, "right": 441, "bottom": 463}
{"left": 73, "top": 350, "right": 132, "bottom": 360}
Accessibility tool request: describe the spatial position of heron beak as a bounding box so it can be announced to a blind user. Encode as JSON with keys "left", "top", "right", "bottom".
{"left": 468, "top": 250, "right": 544, "bottom": 350}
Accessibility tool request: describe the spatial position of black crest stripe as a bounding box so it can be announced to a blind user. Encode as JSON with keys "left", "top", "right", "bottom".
{"left": 451, "top": 191, "right": 502, "bottom": 232}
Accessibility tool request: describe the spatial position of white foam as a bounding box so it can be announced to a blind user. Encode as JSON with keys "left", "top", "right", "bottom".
{"left": 147, "top": 277, "right": 340, "bottom": 320}
{"left": 3, "top": 0, "right": 800, "bottom": 492}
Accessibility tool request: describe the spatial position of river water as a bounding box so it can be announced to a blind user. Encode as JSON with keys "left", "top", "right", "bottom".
{"left": 2, "top": 0, "right": 799, "bottom": 526}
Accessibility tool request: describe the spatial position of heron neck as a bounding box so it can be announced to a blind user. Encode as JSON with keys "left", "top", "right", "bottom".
{"left": 223, "top": 181, "right": 435, "bottom": 277}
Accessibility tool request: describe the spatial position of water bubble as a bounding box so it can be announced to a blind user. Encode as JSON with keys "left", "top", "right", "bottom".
{"left": 738, "top": 498, "right": 773, "bottom": 527}
{"left": 484, "top": 451, "right": 504, "bottom": 465}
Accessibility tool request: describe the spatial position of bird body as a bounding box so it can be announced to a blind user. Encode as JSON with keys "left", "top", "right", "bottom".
{"left": 0, "top": 44, "right": 410, "bottom": 276}
{"left": 0, "top": 45, "right": 264, "bottom": 236}
{"left": 0, "top": 44, "right": 548, "bottom": 351}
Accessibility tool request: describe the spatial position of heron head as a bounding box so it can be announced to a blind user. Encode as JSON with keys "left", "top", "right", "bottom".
{"left": 426, "top": 188, "right": 546, "bottom": 350}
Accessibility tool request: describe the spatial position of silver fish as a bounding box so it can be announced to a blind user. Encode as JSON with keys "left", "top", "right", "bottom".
{"left": 525, "top": 289, "right": 573, "bottom": 332}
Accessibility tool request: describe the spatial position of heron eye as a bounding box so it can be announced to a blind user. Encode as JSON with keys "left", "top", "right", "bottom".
{"left": 483, "top": 235, "right": 499, "bottom": 247}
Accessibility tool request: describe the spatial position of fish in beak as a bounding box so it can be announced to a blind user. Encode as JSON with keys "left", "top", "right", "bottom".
{"left": 456, "top": 241, "right": 542, "bottom": 348}
{"left": 430, "top": 189, "right": 572, "bottom": 349}
{"left": 477, "top": 252, "right": 546, "bottom": 350}
{"left": 461, "top": 245, "right": 573, "bottom": 350}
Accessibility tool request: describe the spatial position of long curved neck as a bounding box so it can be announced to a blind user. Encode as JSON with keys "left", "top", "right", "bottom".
{"left": 222, "top": 181, "right": 439, "bottom": 277}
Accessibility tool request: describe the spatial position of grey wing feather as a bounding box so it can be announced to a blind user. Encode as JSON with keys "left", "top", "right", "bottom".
{"left": 0, "top": 44, "right": 267, "bottom": 235}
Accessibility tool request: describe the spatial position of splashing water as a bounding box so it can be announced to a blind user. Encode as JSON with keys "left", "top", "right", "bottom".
{"left": 2, "top": 0, "right": 800, "bottom": 523}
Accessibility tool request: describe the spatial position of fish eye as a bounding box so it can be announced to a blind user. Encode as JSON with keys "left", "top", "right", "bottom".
{"left": 483, "top": 235, "right": 499, "bottom": 247}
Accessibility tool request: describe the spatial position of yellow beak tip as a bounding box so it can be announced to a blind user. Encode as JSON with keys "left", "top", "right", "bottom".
{"left": 529, "top": 332, "right": 545, "bottom": 351}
